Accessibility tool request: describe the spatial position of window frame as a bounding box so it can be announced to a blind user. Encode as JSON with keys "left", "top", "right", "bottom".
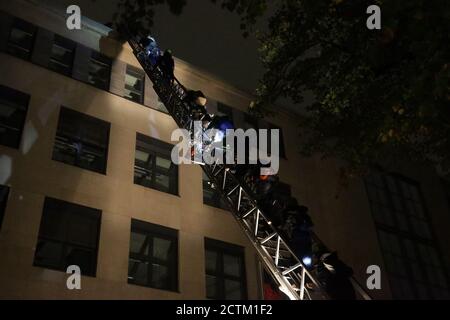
{"left": 128, "top": 219, "right": 179, "bottom": 292}
{"left": 87, "top": 51, "right": 112, "bottom": 91}
{"left": 52, "top": 107, "right": 111, "bottom": 175}
{"left": 48, "top": 34, "right": 76, "bottom": 76}
{"left": 7, "top": 17, "right": 37, "bottom": 60}
{"left": 33, "top": 197, "right": 101, "bottom": 277}
{"left": 243, "top": 113, "right": 259, "bottom": 131}
{"left": 365, "top": 170, "right": 450, "bottom": 299}
{"left": 0, "top": 84, "right": 30, "bottom": 149}
{"left": 124, "top": 64, "right": 145, "bottom": 104}
{"left": 202, "top": 171, "right": 228, "bottom": 210}
{"left": 0, "top": 185, "right": 10, "bottom": 231}
{"left": 155, "top": 97, "right": 169, "bottom": 114}
{"left": 204, "top": 238, "right": 247, "bottom": 300}
{"left": 134, "top": 133, "right": 179, "bottom": 195}
{"left": 217, "top": 102, "right": 234, "bottom": 121}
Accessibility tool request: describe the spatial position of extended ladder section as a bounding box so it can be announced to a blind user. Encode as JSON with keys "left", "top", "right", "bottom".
{"left": 128, "top": 37, "right": 371, "bottom": 300}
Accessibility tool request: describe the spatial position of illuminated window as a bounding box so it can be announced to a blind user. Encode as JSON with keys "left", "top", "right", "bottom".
{"left": 124, "top": 65, "right": 145, "bottom": 104}
{"left": 365, "top": 171, "right": 450, "bottom": 299}
{"left": 7, "top": 18, "right": 36, "bottom": 60}
{"left": 128, "top": 219, "right": 178, "bottom": 291}
{"left": 205, "top": 238, "right": 247, "bottom": 300}
{"left": 52, "top": 107, "right": 110, "bottom": 174}
{"left": 49, "top": 34, "right": 76, "bottom": 76}
{"left": 0, "top": 84, "right": 29, "bottom": 149}
{"left": 0, "top": 185, "right": 10, "bottom": 230}
{"left": 33, "top": 197, "right": 101, "bottom": 277}
{"left": 134, "top": 133, "right": 178, "bottom": 195}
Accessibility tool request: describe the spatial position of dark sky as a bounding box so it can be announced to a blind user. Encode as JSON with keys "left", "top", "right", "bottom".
{"left": 38, "top": 0, "right": 264, "bottom": 93}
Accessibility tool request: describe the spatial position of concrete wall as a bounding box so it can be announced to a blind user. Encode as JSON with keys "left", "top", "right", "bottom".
{"left": 0, "top": 1, "right": 264, "bottom": 299}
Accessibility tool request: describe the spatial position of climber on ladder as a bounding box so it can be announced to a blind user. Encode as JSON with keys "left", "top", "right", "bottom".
{"left": 130, "top": 32, "right": 371, "bottom": 301}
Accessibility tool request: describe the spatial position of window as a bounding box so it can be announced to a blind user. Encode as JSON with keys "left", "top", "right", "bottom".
{"left": 217, "top": 102, "right": 233, "bottom": 121}
{"left": 365, "top": 171, "right": 450, "bottom": 299}
{"left": 7, "top": 18, "right": 36, "bottom": 60}
{"left": 52, "top": 107, "right": 110, "bottom": 174}
{"left": 365, "top": 172, "right": 431, "bottom": 237}
{"left": 134, "top": 133, "right": 178, "bottom": 195}
{"left": 156, "top": 97, "right": 169, "bottom": 114}
{"left": 0, "top": 84, "right": 29, "bottom": 149}
{"left": 243, "top": 113, "right": 258, "bottom": 130}
{"left": 49, "top": 34, "right": 76, "bottom": 76}
{"left": 87, "top": 51, "right": 111, "bottom": 90}
{"left": 242, "top": 115, "right": 286, "bottom": 159}
{"left": 205, "top": 238, "right": 247, "bottom": 299}
{"left": 0, "top": 185, "right": 10, "bottom": 230}
{"left": 202, "top": 171, "right": 228, "bottom": 210}
{"left": 33, "top": 197, "right": 101, "bottom": 277}
{"left": 128, "top": 219, "right": 178, "bottom": 291}
{"left": 124, "top": 65, "right": 145, "bottom": 104}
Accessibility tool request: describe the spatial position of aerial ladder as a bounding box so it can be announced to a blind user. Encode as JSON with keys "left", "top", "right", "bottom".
{"left": 127, "top": 36, "right": 372, "bottom": 301}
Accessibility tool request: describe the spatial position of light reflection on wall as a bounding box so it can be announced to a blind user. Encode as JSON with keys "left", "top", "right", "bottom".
{"left": 21, "top": 121, "right": 39, "bottom": 155}
{"left": 38, "top": 91, "right": 62, "bottom": 126}
{"left": 148, "top": 111, "right": 160, "bottom": 139}
{"left": 0, "top": 155, "right": 12, "bottom": 184}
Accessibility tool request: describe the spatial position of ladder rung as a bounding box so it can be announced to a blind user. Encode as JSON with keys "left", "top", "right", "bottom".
{"left": 227, "top": 185, "right": 239, "bottom": 196}
{"left": 282, "top": 263, "right": 303, "bottom": 276}
{"left": 260, "top": 233, "right": 277, "bottom": 245}
{"left": 128, "top": 42, "right": 372, "bottom": 301}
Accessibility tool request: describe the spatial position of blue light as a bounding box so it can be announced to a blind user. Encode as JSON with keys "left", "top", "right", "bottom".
{"left": 302, "top": 256, "right": 312, "bottom": 266}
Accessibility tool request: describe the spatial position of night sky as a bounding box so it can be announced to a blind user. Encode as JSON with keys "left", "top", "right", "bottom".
{"left": 37, "top": 0, "right": 264, "bottom": 93}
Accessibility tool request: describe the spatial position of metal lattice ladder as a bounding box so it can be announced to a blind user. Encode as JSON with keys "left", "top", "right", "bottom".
{"left": 127, "top": 37, "right": 371, "bottom": 300}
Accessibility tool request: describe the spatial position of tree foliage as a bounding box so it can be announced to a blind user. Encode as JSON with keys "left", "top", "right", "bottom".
{"left": 114, "top": 0, "right": 450, "bottom": 176}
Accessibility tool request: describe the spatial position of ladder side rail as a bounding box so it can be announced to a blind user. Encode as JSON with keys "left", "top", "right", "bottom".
{"left": 202, "top": 164, "right": 328, "bottom": 300}
{"left": 310, "top": 233, "right": 372, "bottom": 300}
{"left": 128, "top": 39, "right": 331, "bottom": 300}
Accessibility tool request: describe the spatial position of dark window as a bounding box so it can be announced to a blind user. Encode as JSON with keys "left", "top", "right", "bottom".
{"left": 134, "top": 133, "right": 178, "bottom": 195}
{"left": 202, "top": 171, "right": 228, "bottom": 210}
{"left": 205, "top": 238, "right": 247, "bottom": 300}
{"left": 365, "top": 171, "right": 450, "bottom": 299}
{"left": 243, "top": 113, "right": 259, "bottom": 130}
{"left": 52, "top": 107, "right": 110, "bottom": 174}
{"left": 0, "top": 185, "right": 10, "bottom": 230}
{"left": 0, "top": 84, "right": 29, "bottom": 149}
{"left": 217, "top": 102, "right": 233, "bottom": 121}
{"left": 7, "top": 18, "right": 36, "bottom": 60}
{"left": 88, "top": 51, "right": 111, "bottom": 90}
{"left": 124, "top": 65, "right": 145, "bottom": 104}
{"left": 48, "top": 34, "right": 76, "bottom": 76}
{"left": 242, "top": 115, "right": 286, "bottom": 159}
{"left": 33, "top": 197, "right": 101, "bottom": 277}
{"left": 156, "top": 97, "right": 169, "bottom": 114}
{"left": 128, "top": 219, "right": 178, "bottom": 291}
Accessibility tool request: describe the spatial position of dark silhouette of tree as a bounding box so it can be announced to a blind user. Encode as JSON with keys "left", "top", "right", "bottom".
{"left": 113, "top": 0, "right": 450, "bottom": 177}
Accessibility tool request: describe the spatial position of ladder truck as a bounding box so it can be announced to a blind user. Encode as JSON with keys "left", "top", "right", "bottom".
{"left": 127, "top": 35, "right": 372, "bottom": 301}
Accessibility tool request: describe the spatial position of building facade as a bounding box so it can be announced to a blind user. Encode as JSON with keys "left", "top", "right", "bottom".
{"left": 0, "top": 0, "right": 450, "bottom": 300}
